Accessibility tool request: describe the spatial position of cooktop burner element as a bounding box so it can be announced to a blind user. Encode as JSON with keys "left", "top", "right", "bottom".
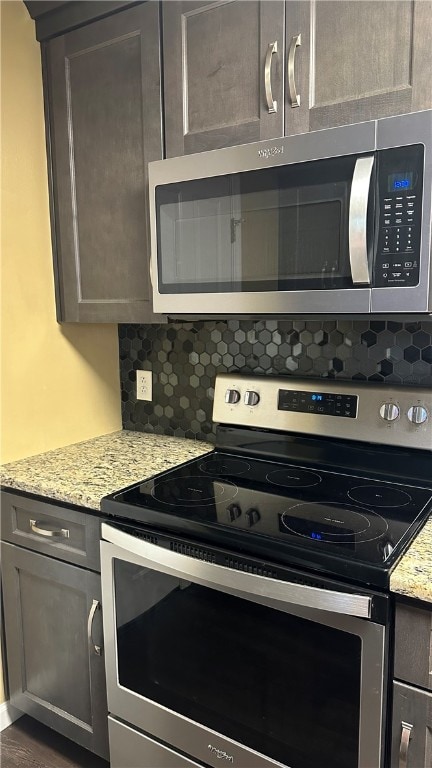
{"left": 280, "top": 502, "right": 388, "bottom": 544}
{"left": 151, "top": 475, "right": 238, "bottom": 505}
{"left": 348, "top": 485, "right": 412, "bottom": 508}
{"left": 266, "top": 468, "right": 322, "bottom": 488}
{"left": 198, "top": 457, "right": 251, "bottom": 476}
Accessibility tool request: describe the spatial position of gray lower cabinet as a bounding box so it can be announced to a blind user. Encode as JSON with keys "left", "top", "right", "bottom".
{"left": 1, "top": 538, "right": 108, "bottom": 760}
{"left": 392, "top": 602, "right": 432, "bottom": 768}
{"left": 391, "top": 683, "right": 432, "bottom": 768}
{"left": 285, "top": 0, "right": 432, "bottom": 136}
{"left": 44, "top": 2, "right": 164, "bottom": 323}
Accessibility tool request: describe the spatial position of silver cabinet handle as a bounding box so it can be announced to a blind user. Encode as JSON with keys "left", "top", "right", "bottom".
{"left": 102, "top": 523, "right": 372, "bottom": 619}
{"left": 29, "top": 519, "right": 70, "bottom": 538}
{"left": 349, "top": 155, "right": 374, "bottom": 285}
{"left": 87, "top": 599, "right": 102, "bottom": 656}
{"left": 287, "top": 34, "right": 301, "bottom": 108}
{"left": 264, "top": 41, "right": 278, "bottom": 114}
{"left": 399, "top": 721, "right": 413, "bottom": 768}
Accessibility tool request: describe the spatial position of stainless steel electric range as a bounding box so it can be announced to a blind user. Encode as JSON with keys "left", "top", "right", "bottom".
{"left": 100, "top": 375, "right": 431, "bottom": 768}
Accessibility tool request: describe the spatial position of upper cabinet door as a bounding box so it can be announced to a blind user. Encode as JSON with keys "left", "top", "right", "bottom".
{"left": 285, "top": 0, "right": 432, "bottom": 136}
{"left": 45, "top": 3, "right": 164, "bottom": 322}
{"left": 163, "top": 0, "right": 285, "bottom": 156}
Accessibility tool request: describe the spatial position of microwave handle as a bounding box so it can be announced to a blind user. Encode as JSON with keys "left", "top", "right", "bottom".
{"left": 349, "top": 155, "right": 374, "bottom": 284}
{"left": 101, "top": 523, "right": 372, "bottom": 619}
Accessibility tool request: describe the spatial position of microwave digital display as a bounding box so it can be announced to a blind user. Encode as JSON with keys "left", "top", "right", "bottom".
{"left": 388, "top": 172, "right": 413, "bottom": 192}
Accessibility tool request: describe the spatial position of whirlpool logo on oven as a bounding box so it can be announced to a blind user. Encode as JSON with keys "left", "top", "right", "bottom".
{"left": 208, "top": 744, "right": 234, "bottom": 762}
{"left": 258, "top": 145, "right": 284, "bottom": 159}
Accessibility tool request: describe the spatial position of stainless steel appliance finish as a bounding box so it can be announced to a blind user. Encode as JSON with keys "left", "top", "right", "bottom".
{"left": 101, "top": 524, "right": 386, "bottom": 768}
{"left": 213, "top": 375, "right": 432, "bottom": 451}
{"left": 101, "top": 375, "right": 431, "bottom": 768}
{"left": 149, "top": 110, "right": 432, "bottom": 316}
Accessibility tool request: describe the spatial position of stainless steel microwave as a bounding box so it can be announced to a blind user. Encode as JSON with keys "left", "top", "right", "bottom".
{"left": 149, "top": 110, "right": 432, "bottom": 316}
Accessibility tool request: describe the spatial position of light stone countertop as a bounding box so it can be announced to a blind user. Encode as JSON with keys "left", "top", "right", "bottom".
{"left": 1, "top": 430, "right": 431, "bottom": 605}
{"left": 1, "top": 430, "right": 213, "bottom": 511}
{"left": 390, "top": 516, "right": 432, "bottom": 604}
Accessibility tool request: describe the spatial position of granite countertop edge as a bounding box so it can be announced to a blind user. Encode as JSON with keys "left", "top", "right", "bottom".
{"left": 1, "top": 430, "right": 431, "bottom": 605}
{"left": 1, "top": 430, "right": 214, "bottom": 511}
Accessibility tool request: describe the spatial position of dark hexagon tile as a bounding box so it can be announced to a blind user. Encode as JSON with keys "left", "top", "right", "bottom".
{"left": 404, "top": 346, "right": 420, "bottom": 363}
{"left": 361, "top": 330, "right": 376, "bottom": 348}
{"left": 421, "top": 346, "right": 432, "bottom": 364}
{"left": 413, "top": 330, "right": 431, "bottom": 349}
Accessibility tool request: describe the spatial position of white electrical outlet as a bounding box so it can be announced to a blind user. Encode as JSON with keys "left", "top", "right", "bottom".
{"left": 136, "top": 370, "right": 152, "bottom": 401}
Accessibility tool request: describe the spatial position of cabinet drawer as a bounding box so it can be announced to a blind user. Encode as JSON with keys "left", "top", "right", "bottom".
{"left": 1, "top": 491, "right": 101, "bottom": 571}
{"left": 395, "top": 603, "right": 432, "bottom": 690}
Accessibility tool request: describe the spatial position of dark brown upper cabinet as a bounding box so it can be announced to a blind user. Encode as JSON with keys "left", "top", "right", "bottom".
{"left": 285, "top": 0, "right": 432, "bottom": 136}
{"left": 44, "top": 2, "right": 165, "bottom": 322}
{"left": 163, "top": 0, "right": 431, "bottom": 157}
{"left": 162, "top": 0, "right": 285, "bottom": 157}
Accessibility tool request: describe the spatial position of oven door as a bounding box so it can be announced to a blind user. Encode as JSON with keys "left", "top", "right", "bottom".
{"left": 101, "top": 523, "right": 387, "bottom": 768}
{"left": 149, "top": 121, "right": 376, "bottom": 316}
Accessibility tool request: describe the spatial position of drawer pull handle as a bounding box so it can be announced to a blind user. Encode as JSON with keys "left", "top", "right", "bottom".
{"left": 399, "top": 721, "right": 413, "bottom": 768}
{"left": 29, "top": 519, "right": 70, "bottom": 538}
{"left": 87, "top": 599, "right": 102, "bottom": 656}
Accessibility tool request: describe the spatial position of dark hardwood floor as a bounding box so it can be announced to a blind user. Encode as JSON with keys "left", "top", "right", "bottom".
{"left": 0, "top": 716, "right": 109, "bottom": 768}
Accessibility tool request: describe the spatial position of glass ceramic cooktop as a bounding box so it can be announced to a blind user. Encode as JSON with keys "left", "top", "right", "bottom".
{"left": 108, "top": 452, "right": 432, "bottom": 575}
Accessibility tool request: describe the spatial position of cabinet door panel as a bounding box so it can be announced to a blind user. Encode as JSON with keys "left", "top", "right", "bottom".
{"left": 163, "top": 0, "right": 285, "bottom": 156}
{"left": 394, "top": 603, "right": 432, "bottom": 690}
{"left": 285, "top": 0, "right": 432, "bottom": 136}
{"left": 45, "top": 3, "right": 164, "bottom": 322}
{"left": 1, "top": 542, "right": 108, "bottom": 760}
{"left": 391, "top": 682, "right": 432, "bottom": 768}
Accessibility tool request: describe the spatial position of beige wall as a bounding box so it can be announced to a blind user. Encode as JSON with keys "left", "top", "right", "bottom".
{"left": 0, "top": 1, "right": 122, "bottom": 703}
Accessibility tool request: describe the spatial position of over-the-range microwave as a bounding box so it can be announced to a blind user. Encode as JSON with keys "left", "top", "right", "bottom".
{"left": 149, "top": 110, "right": 432, "bottom": 316}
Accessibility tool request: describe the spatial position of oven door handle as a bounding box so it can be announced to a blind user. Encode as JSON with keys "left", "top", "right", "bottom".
{"left": 349, "top": 155, "right": 374, "bottom": 285}
{"left": 101, "top": 523, "right": 372, "bottom": 619}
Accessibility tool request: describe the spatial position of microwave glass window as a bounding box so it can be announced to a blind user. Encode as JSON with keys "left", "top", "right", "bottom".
{"left": 156, "top": 155, "right": 361, "bottom": 293}
{"left": 114, "top": 558, "right": 361, "bottom": 768}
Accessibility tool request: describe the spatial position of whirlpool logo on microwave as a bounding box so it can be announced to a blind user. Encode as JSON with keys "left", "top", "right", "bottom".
{"left": 258, "top": 145, "right": 284, "bottom": 159}
{"left": 208, "top": 744, "right": 234, "bottom": 762}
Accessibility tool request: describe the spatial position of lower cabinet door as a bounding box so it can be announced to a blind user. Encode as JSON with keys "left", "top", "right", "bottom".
{"left": 1, "top": 542, "right": 108, "bottom": 760}
{"left": 391, "top": 682, "right": 432, "bottom": 768}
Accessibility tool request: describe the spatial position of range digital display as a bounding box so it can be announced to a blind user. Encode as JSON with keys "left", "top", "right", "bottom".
{"left": 278, "top": 389, "right": 358, "bottom": 419}
{"left": 388, "top": 172, "right": 414, "bottom": 192}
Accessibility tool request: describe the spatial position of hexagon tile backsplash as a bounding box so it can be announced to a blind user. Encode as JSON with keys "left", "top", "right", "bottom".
{"left": 119, "top": 319, "right": 432, "bottom": 443}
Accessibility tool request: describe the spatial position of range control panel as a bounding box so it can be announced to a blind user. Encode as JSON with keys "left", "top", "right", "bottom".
{"left": 213, "top": 375, "right": 432, "bottom": 451}
{"left": 374, "top": 144, "right": 424, "bottom": 288}
{"left": 278, "top": 389, "right": 358, "bottom": 419}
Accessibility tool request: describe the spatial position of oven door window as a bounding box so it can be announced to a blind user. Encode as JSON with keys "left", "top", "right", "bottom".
{"left": 156, "top": 154, "right": 368, "bottom": 294}
{"left": 114, "top": 559, "right": 361, "bottom": 768}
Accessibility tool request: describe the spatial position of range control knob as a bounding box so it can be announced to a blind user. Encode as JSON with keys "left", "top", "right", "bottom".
{"left": 407, "top": 405, "right": 428, "bottom": 425}
{"left": 245, "top": 508, "right": 261, "bottom": 527}
{"left": 225, "top": 388, "right": 241, "bottom": 405}
{"left": 379, "top": 403, "right": 400, "bottom": 422}
{"left": 244, "top": 390, "right": 260, "bottom": 407}
{"left": 227, "top": 504, "right": 241, "bottom": 522}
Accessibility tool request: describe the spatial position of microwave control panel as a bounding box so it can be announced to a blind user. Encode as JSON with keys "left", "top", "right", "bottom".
{"left": 374, "top": 144, "right": 424, "bottom": 288}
